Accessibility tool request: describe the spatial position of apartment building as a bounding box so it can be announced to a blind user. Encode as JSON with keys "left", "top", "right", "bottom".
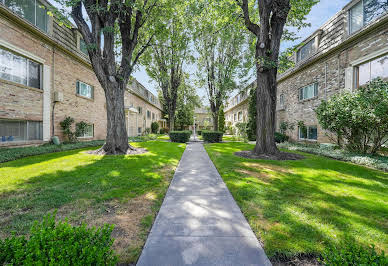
{"left": 0, "top": 0, "right": 162, "bottom": 147}
{"left": 226, "top": 0, "right": 388, "bottom": 143}
{"left": 224, "top": 82, "right": 254, "bottom": 128}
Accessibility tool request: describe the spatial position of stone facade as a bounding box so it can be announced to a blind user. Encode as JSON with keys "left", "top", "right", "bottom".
{"left": 225, "top": 0, "right": 388, "bottom": 143}
{"left": 0, "top": 1, "right": 162, "bottom": 146}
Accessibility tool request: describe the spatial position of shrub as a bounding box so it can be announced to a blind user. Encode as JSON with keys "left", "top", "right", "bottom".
{"left": 0, "top": 140, "right": 105, "bottom": 163}
{"left": 275, "top": 132, "right": 289, "bottom": 143}
{"left": 144, "top": 128, "right": 151, "bottom": 135}
{"left": 235, "top": 123, "right": 248, "bottom": 142}
{"left": 247, "top": 87, "right": 257, "bottom": 141}
{"left": 151, "top": 122, "right": 159, "bottom": 134}
{"left": 159, "top": 127, "right": 169, "bottom": 134}
{"left": 202, "top": 131, "right": 223, "bottom": 143}
{"left": 320, "top": 239, "right": 387, "bottom": 266}
{"left": 169, "top": 131, "right": 191, "bottom": 143}
{"left": 218, "top": 105, "right": 225, "bottom": 132}
{"left": 59, "top": 116, "right": 89, "bottom": 143}
{"left": 0, "top": 212, "right": 117, "bottom": 265}
{"left": 197, "top": 130, "right": 202, "bottom": 136}
{"left": 316, "top": 78, "right": 388, "bottom": 154}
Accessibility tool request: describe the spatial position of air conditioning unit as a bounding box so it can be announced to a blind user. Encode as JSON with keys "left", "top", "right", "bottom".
{"left": 53, "top": 91, "right": 64, "bottom": 102}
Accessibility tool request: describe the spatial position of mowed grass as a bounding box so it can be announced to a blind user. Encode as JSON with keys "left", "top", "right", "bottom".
{"left": 204, "top": 142, "right": 388, "bottom": 260}
{"left": 0, "top": 141, "right": 185, "bottom": 263}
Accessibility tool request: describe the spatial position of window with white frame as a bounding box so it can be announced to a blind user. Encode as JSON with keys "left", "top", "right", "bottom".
{"left": 76, "top": 81, "right": 94, "bottom": 99}
{"left": 0, "top": 120, "right": 42, "bottom": 142}
{"left": 299, "top": 83, "right": 318, "bottom": 101}
{"left": 147, "top": 110, "right": 151, "bottom": 119}
{"left": 138, "top": 106, "right": 143, "bottom": 114}
{"left": 0, "top": 47, "right": 42, "bottom": 89}
{"left": 349, "top": 0, "right": 388, "bottom": 34}
{"left": 297, "top": 39, "right": 314, "bottom": 62}
{"left": 355, "top": 54, "right": 388, "bottom": 87}
{"left": 279, "top": 94, "right": 285, "bottom": 108}
{"left": 238, "top": 111, "right": 243, "bottom": 121}
{"left": 234, "top": 113, "right": 237, "bottom": 121}
{"left": 152, "top": 112, "right": 155, "bottom": 120}
{"left": 2, "top": 0, "right": 48, "bottom": 32}
{"left": 79, "top": 124, "right": 94, "bottom": 138}
{"left": 299, "top": 125, "right": 318, "bottom": 140}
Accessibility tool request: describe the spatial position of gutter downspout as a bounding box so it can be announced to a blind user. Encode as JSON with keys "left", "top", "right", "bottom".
{"left": 51, "top": 46, "right": 55, "bottom": 137}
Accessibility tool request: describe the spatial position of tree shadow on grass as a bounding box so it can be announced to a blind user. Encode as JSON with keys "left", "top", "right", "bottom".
{"left": 205, "top": 142, "right": 388, "bottom": 259}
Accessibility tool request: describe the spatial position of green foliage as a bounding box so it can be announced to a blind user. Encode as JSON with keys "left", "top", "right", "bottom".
{"left": 235, "top": 122, "right": 248, "bottom": 142}
{"left": 0, "top": 140, "right": 105, "bottom": 163}
{"left": 144, "top": 128, "right": 151, "bottom": 135}
{"left": 75, "top": 121, "right": 88, "bottom": 137}
{"left": 169, "top": 131, "right": 191, "bottom": 143}
{"left": 320, "top": 239, "right": 388, "bottom": 266}
{"left": 279, "top": 121, "right": 295, "bottom": 136}
{"left": 151, "top": 122, "right": 160, "bottom": 134}
{"left": 202, "top": 131, "right": 223, "bottom": 143}
{"left": 316, "top": 79, "right": 388, "bottom": 154}
{"left": 297, "top": 121, "right": 307, "bottom": 139}
{"left": 247, "top": 87, "right": 257, "bottom": 141}
{"left": 274, "top": 132, "right": 289, "bottom": 143}
{"left": 218, "top": 105, "right": 225, "bottom": 132}
{"left": 159, "top": 127, "right": 169, "bottom": 134}
{"left": 60, "top": 116, "right": 89, "bottom": 142}
{"left": 0, "top": 212, "right": 117, "bottom": 265}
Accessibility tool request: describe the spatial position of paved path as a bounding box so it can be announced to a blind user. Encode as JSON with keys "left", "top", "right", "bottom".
{"left": 137, "top": 142, "right": 271, "bottom": 266}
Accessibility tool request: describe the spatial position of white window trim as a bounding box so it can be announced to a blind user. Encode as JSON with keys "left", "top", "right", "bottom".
{"left": 298, "top": 125, "right": 318, "bottom": 141}
{"left": 0, "top": 39, "right": 45, "bottom": 64}
{"left": 78, "top": 124, "right": 94, "bottom": 138}
{"left": 299, "top": 82, "right": 318, "bottom": 101}
{"left": 76, "top": 80, "right": 93, "bottom": 99}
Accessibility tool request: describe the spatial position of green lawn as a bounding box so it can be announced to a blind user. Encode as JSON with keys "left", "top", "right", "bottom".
{"left": 0, "top": 141, "right": 185, "bottom": 263}
{"left": 205, "top": 142, "right": 388, "bottom": 260}
{"left": 156, "top": 134, "right": 170, "bottom": 140}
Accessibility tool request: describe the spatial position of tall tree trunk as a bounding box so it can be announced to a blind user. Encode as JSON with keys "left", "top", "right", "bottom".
{"left": 100, "top": 82, "right": 132, "bottom": 154}
{"left": 212, "top": 112, "right": 219, "bottom": 131}
{"left": 254, "top": 68, "right": 279, "bottom": 155}
{"left": 169, "top": 111, "right": 175, "bottom": 132}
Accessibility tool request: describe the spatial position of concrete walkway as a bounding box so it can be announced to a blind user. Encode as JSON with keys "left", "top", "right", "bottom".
{"left": 137, "top": 142, "right": 271, "bottom": 266}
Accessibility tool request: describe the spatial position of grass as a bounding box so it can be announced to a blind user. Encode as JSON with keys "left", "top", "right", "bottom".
{"left": 156, "top": 134, "right": 170, "bottom": 140}
{"left": 0, "top": 141, "right": 185, "bottom": 264}
{"left": 222, "top": 135, "right": 245, "bottom": 142}
{"left": 204, "top": 142, "right": 388, "bottom": 261}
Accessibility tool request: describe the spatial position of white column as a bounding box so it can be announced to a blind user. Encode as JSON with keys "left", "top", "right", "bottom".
{"left": 43, "top": 65, "right": 51, "bottom": 141}
{"left": 344, "top": 66, "right": 353, "bottom": 91}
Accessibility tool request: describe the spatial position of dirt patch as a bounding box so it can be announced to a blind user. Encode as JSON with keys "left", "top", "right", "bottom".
{"left": 241, "top": 162, "right": 293, "bottom": 174}
{"left": 235, "top": 150, "right": 305, "bottom": 161}
{"left": 86, "top": 148, "right": 148, "bottom": 156}
{"left": 236, "top": 168, "right": 271, "bottom": 182}
{"left": 271, "top": 254, "right": 320, "bottom": 266}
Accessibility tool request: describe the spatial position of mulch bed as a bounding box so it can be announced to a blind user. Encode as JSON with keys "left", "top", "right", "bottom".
{"left": 235, "top": 150, "right": 305, "bottom": 161}
{"left": 86, "top": 148, "right": 148, "bottom": 156}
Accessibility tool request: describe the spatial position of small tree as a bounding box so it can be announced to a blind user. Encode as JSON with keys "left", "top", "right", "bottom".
{"left": 218, "top": 105, "right": 225, "bottom": 132}
{"left": 246, "top": 87, "right": 256, "bottom": 141}
{"left": 279, "top": 121, "right": 295, "bottom": 137}
{"left": 151, "top": 122, "right": 159, "bottom": 134}
{"left": 236, "top": 122, "right": 248, "bottom": 142}
{"left": 316, "top": 78, "right": 388, "bottom": 154}
{"left": 60, "top": 117, "right": 88, "bottom": 143}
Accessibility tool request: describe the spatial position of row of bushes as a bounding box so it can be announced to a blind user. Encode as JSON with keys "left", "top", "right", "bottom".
{"left": 169, "top": 131, "right": 191, "bottom": 143}
{"left": 0, "top": 140, "right": 105, "bottom": 163}
{"left": 0, "top": 213, "right": 117, "bottom": 265}
{"left": 202, "top": 131, "right": 223, "bottom": 143}
{"left": 278, "top": 142, "right": 388, "bottom": 172}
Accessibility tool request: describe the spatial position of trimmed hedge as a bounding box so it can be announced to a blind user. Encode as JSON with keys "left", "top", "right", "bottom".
{"left": 275, "top": 132, "right": 289, "bottom": 143}
{"left": 0, "top": 212, "right": 117, "bottom": 265}
{"left": 202, "top": 131, "right": 223, "bottom": 143}
{"left": 0, "top": 140, "right": 105, "bottom": 163}
{"left": 169, "top": 131, "right": 191, "bottom": 143}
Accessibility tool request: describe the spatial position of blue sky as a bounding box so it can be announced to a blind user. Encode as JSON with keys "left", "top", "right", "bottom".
{"left": 133, "top": 0, "right": 351, "bottom": 98}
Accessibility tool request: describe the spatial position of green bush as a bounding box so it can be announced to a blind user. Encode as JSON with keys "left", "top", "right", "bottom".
{"left": 275, "top": 132, "right": 289, "bottom": 143}
{"left": 0, "top": 140, "right": 105, "bottom": 163}
{"left": 202, "top": 131, "right": 223, "bottom": 143}
{"left": 159, "top": 127, "right": 169, "bottom": 134}
{"left": 320, "top": 240, "right": 387, "bottom": 265}
{"left": 151, "top": 122, "right": 159, "bottom": 134}
{"left": 0, "top": 212, "right": 117, "bottom": 265}
{"left": 197, "top": 130, "right": 202, "bottom": 136}
{"left": 169, "top": 131, "right": 191, "bottom": 143}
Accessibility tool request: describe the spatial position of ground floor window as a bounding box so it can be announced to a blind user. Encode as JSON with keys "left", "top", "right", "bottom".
{"left": 299, "top": 125, "right": 318, "bottom": 140}
{"left": 79, "top": 124, "right": 94, "bottom": 138}
{"left": 138, "top": 127, "right": 142, "bottom": 134}
{"left": 355, "top": 54, "right": 388, "bottom": 87}
{"left": 238, "top": 111, "right": 243, "bottom": 121}
{"left": 0, "top": 120, "right": 43, "bottom": 142}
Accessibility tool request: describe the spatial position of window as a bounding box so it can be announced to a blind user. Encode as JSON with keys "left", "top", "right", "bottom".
{"left": 299, "top": 125, "right": 318, "bottom": 140}
{"left": 138, "top": 127, "right": 142, "bottom": 134}
{"left": 297, "top": 39, "right": 314, "bottom": 62}
{"left": 80, "top": 39, "right": 88, "bottom": 54}
{"left": 138, "top": 106, "right": 143, "bottom": 114}
{"left": 3, "top": 0, "right": 48, "bottom": 32}
{"left": 0, "top": 47, "right": 42, "bottom": 89}
{"left": 355, "top": 54, "right": 388, "bottom": 87}
{"left": 76, "top": 81, "right": 94, "bottom": 99}
{"left": 234, "top": 113, "right": 237, "bottom": 121}
{"left": 349, "top": 0, "right": 388, "bottom": 34}
{"left": 147, "top": 110, "right": 151, "bottom": 119}
{"left": 79, "top": 124, "right": 94, "bottom": 138}
{"left": 299, "top": 83, "right": 318, "bottom": 101}
{"left": 0, "top": 120, "right": 42, "bottom": 142}
{"left": 238, "top": 111, "right": 243, "bottom": 121}
{"left": 152, "top": 112, "right": 155, "bottom": 120}
{"left": 279, "top": 94, "right": 285, "bottom": 108}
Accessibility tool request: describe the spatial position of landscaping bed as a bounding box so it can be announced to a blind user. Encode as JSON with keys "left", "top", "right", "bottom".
{"left": 0, "top": 141, "right": 186, "bottom": 264}
{"left": 205, "top": 142, "right": 388, "bottom": 264}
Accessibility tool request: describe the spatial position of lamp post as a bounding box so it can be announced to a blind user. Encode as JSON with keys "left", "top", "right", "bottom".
{"left": 193, "top": 116, "right": 196, "bottom": 141}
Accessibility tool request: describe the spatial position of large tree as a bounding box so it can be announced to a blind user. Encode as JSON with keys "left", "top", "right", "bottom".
{"left": 175, "top": 79, "right": 201, "bottom": 130}
{"left": 234, "top": 0, "right": 317, "bottom": 156}
{"left": 195, "top": 1, "right": 248, "bottom": 131}
{"left": 57, "top": 0, "right": 162, "bottom": 154}
{"left": 141, "top": 0, "right": 192, "bottom": 131}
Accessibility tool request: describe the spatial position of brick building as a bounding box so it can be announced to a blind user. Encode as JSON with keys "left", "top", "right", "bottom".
{"left": 226, "top": 0, "right": 388, "bottom": 143}
{"left": 0, "top": 0, "right": 162, "bottom": 147}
